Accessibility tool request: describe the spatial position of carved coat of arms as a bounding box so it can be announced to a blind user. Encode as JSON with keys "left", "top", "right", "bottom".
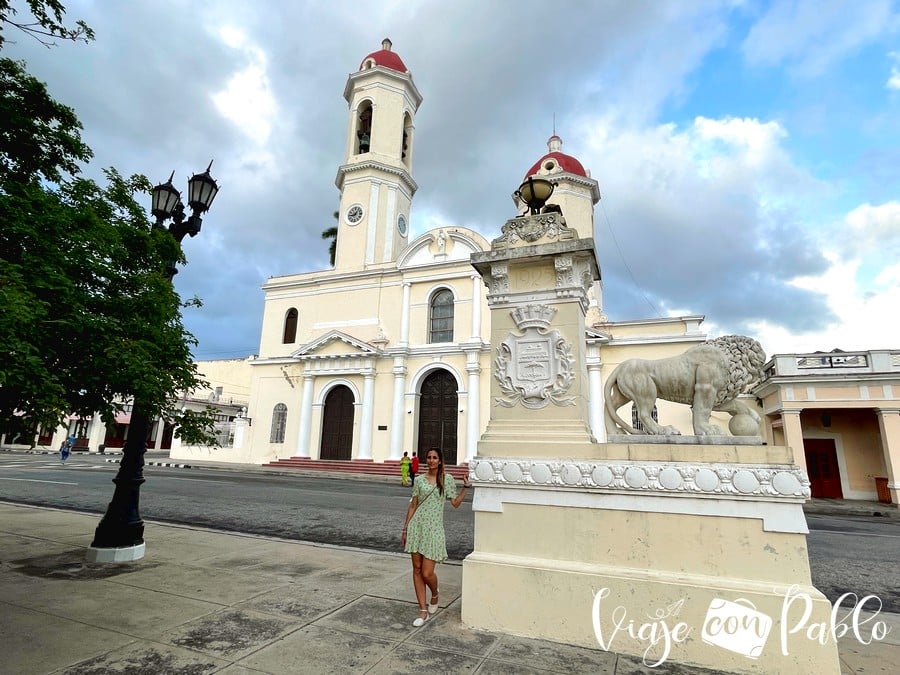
{"left": 494, "top": 304, "right": 575, "bottom": 409}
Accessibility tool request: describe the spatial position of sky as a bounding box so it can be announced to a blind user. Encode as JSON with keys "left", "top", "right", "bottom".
{"left": 4, "top": 0, "right": 899, "bottom": 361}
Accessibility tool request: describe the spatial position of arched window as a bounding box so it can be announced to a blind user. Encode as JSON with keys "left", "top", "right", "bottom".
{"left": 401, "top": 112, "right": 413, "bottom": 165}
{"left": 631, "top": 404, "right": 658, "bottom": 432}
{"left": 429, "top": 289, "right": 454, "bottom": 343}
{"left": 356, "top": 101, "right": 372, "bottom": 154}
{"left": 283, "top": 308, "right": 298, "bottom": 344}
{"left": 270, "top": 403, "right": 287, "bottom": 443}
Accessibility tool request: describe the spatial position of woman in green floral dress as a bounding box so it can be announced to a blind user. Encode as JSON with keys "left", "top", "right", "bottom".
{"left": 401, "top": 447, "right": 470, "bottom": 627}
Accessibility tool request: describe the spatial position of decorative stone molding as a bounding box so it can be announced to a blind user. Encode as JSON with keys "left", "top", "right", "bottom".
{"left": 335, "top": 160, "right": 418, "bottom": 196}
{"left": 488, "top": 262, "right": 509, "bottom": 296}
{"left": 510, "top": 304, "right": 556, "bottom": 330}
{"left": 494, "top": 305, "right": 575, "bottom": 409}
{"left": 554, "top": 255, "right": 574, "bottom": 287}
{"left": 469, "top": 456, "right": 810, "bottom": 500}
{"left": 490, "top": 213, "right": 577, "bottom": 250}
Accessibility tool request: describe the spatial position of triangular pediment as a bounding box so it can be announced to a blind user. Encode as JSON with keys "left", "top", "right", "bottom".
{"left": 585, "top": 326, "right": 611, "bottom": 342}
{"left": 291, "top": 330, "right": 381, "bottom": 358}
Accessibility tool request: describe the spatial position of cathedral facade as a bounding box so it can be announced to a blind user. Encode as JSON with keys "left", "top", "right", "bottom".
{"left": 219, "top": 39, "right": 721, "bottom": 468}
{"left": 182, "top": 39, "right": 713, "bottom": 467}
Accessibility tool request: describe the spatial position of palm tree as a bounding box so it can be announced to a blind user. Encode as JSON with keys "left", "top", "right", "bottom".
{"left": 321, "top": 211, "right": 338, "bottom": 266}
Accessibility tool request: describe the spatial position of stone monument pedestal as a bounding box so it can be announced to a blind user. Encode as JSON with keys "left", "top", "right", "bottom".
{"left": 462, "top": 443, "right": 840, "bottom": 673}
{"left": 463, "top": 212, "right": 839, "bottom": 672}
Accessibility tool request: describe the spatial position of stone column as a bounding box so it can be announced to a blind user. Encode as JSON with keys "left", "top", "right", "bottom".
{"left": 399, "top": 282, "right": 411, "bottom": 345}
{"left": 357, "top": 368, "right": 376, "bottom": 460}
{"left": 470, "top": 273, "right": 482, "bottom": 339}
{"left": 294, "top": 374, "right": 314, "bottom": 458}
{"left": 465, "top": 351, "right": 481, "bottom": 463}
{"left": 876, "top": 408, "right": 900, "bottom": 505}
{"left": 470, "top": 226, "right": 599, "bottom": 459}
{"left": 388, "top": 358, "right": 407, "bottom": 460}
{"left": 781, "top": 409, "right": 807, "bottom": 472}
{"left": 586, "top": 343, "right": 604, "bottom": 443}
{"left": 87, "top": 412, "right": 106, "bottom": 453}
{"left": 365, "top": 182, "right": 380, "bottom": 265}
{"left": 152, "top": 415, "right": 165, "bottom": 451}
{"left": 232, "top": 415, "right": 248, "bottom": 450}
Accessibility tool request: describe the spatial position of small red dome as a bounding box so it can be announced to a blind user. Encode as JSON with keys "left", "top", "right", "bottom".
{"left": 525, "top": 136, "right": 588, "bottom": 179}
{"left": 360, "top": 38, "right": 408, "bottom": 74}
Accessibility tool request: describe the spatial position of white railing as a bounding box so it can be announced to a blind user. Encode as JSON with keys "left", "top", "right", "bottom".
{"left": 796, "top": 354, "right": 868, "bottom": 369}
{"left": 213, "top": 421, "right": 235, "bottom": 448}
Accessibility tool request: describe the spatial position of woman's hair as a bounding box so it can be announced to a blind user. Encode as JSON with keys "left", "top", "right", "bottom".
{"left": 427, "top": 447, "right": 445, "bottom": 495}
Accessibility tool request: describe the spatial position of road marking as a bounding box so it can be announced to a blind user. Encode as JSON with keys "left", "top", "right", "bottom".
{"left": 0, "top": 463, "right": 102, "bottom": 470}
{"left": 0, "top": 477, "right": 77, "bottom": 485}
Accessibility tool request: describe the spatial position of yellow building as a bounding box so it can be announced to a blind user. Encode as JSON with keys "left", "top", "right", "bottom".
{"left": 190, "top": 40, "right": 706, "bottom": 469}
{"left": 171, "top": 40, "right": 899, "bottom": 509}
{"left": 755, "top": 349, "right": 900, "bottom": 504}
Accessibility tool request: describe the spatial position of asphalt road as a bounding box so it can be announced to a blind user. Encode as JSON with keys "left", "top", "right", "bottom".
{"left": 1, "top": 452, "right": 898, "bottom": 612}
{"left": 0, "top": 453, "right": 475, "bottom": 559}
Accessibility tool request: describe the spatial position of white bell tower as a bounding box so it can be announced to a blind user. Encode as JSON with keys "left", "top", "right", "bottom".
{"left": 334, "top": 39, "right": 422, "bottom": 270}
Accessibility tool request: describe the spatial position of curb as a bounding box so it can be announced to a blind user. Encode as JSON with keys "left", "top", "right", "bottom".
{"left": 803, "top": 505, "right": 900, "bottom": 520}
{"left": 105, "top": 458, "right": 192, "bottom": 469}
{"left": 102, "top": 457, "right": 406, "bottom": 484}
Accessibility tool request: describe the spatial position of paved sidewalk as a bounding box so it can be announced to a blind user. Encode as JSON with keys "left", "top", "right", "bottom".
{"left": 1, "top": 503, "right": 898, "bottom": 674}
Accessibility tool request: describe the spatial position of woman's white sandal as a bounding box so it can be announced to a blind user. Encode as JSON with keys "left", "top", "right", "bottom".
{"left": 412, "top": 611, "right": 429, "bottom": 627}
{"left": 428, "top": 593, "right": 439, "bottom": 614}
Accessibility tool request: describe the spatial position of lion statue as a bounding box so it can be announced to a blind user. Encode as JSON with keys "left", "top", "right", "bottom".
{"left": 603, "top": 335, "right": 766, "bottom": 437}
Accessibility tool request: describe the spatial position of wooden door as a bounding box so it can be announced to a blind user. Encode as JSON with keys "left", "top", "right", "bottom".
{"left": 321, "top": 385, "right": 354, "bottom": 460}
{"left": 804, "top": 438, "right": 843, "bottom": 498}
{"left": 417, "top": 370, "right": 458, "bottom": 465}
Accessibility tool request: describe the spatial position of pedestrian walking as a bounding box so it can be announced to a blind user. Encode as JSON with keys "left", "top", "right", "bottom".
{"left": 410, "top": 452, "right": 419, "bottom": 480}
{"left": 400, "top": 452, "right": 411, "bottom": 486}
{"left": 59, "top": 435, "right": 73, "bottom": 463}
{"left": 400, "top": 447, "right": 470, "bottom": 626}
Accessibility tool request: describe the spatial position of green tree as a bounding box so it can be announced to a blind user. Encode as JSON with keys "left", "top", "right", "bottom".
{"left": 321, "top": 210, "right": 338, "bottom": 266}
{"left": 0, "top": 0, "right": 93, "bottom": 48}
{"left": 0, "top": 60, "right": 213, "bottom": 444}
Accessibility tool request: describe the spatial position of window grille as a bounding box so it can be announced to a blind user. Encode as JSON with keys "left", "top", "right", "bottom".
{"left": 270, "top": 403, "right": 287, "bottom": 443}
{"left": 429, "top": 289, "right": 454, "bottom": 343}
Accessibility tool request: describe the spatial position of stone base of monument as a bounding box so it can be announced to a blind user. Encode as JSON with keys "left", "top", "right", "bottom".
{"left": 461, "top": 443, "right": 840, "bottom": 674}
{"left": 607, "top": 433, "right": 764, "bottom": 446}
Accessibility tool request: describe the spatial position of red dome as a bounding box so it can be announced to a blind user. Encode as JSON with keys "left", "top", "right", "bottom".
{"left": 525, "top": 152, "right": 587, "bottom": 179}
{"left": 360, "top": 39, "right": 408, "bottom": 74}
{"left": 525, "top": 135, "right": 587, "bottom": 178}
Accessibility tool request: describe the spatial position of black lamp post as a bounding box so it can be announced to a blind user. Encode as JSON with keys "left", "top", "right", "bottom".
{"left": 87, "top": 162, "right": 219, "bottom": 562}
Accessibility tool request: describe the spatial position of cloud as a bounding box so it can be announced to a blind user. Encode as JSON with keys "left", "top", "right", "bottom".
{"left": 746, "top": 254, "right": 900, "bottom": 355}
{"left": 576, "top": 113, "right": 833, "bottom": 334}
{"left": 211, "top": 27, "right": 278, "bottom": 148}
{"left": 889, "top": 51, "right": 900, "bottom": 90}
{"left": 742, "top": 0, "right": 896, "bottom": 76}
{"left": 844, "top": 201, "right": 900, "bottom": 254}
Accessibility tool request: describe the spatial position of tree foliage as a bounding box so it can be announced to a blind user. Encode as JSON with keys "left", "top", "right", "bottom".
{"left": 321, "top": 210, "right": 338, "bottom": 266}
{"left": 0, "top": 10, "right": 216, "bottom": 445}
{"left": 0, "top": 0, "right": 94, "bottom": 48}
